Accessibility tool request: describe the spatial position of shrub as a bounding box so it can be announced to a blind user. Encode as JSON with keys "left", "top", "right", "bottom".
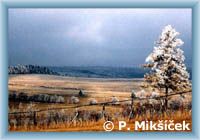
{"left": 110, "top": 96, "right": 119, "bottom": 105}
{"left": 70, "top": 96, "right": 79, "bottom": 104}
{"left": 88, "top": 98, "right": 98, "bottom": 105}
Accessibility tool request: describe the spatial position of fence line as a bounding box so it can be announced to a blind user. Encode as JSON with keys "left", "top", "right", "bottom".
{"left": 8, "top": 90, "right": 191, "bottom": 115}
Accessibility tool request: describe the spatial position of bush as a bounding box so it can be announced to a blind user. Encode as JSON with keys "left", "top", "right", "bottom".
{"left": 9, "top": 93, "right": 65, "bottom": 103}
{"left": 78, "top": 90, "right": 87, "bottom": 97}
{"left": 70, "top": 96, "right": 79, "bottom": 104}
{"left": 88, "top": 98, "right": 98, "bottom": 105}
{"left": 110, "top": 96, "right": 119, "bottom": 105}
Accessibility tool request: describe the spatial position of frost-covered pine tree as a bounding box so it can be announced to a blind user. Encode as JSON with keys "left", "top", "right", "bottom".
{"left": 144, "top": 25, "right": 191, "bottom": 109}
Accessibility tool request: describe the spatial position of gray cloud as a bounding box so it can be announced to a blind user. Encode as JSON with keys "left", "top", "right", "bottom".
{"left": 8, "top": 8, "right": 192, "bottom": 67}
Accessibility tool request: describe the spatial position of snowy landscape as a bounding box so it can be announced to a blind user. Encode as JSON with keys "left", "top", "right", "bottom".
{"left": 8, "top": 9, "right": 192, "bottom": 132}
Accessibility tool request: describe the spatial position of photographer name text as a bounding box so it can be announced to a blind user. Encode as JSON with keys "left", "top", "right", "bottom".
{"left": 103, "top": 120, "right": 190, "bottom": 131}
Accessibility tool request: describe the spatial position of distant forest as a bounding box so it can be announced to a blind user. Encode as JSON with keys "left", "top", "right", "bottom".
{"left": 8, "top": 65, "right": 192, "bottom": 79}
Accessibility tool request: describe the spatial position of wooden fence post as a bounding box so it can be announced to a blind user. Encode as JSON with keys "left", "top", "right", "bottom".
{"left": 33, "top": 111, "right": 37, "bottom": 126}
{"left": 72, "top": 108, "right": 79, "bottom": 123}
{"left": 102, "top": 104, "right": 106, "bottom": 120}
{"left": 19, "top": 113, "right": 22, "bottom": 126}
{"left": 129, "top": 90, "right": 135, "bottom": 120}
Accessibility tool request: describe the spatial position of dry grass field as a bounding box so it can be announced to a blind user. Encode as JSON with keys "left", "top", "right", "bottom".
{"left": 9, "top": 74, "right": 141, "bottom": 97}
{"left": 8, "top": 74, "right": 192, "bottom": 132}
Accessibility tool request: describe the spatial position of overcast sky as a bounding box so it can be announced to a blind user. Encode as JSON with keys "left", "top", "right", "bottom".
{"left": 8, "top": 8, "right": 192, "bottom": 67}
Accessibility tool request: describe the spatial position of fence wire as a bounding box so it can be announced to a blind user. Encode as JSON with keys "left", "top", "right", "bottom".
{"left": 8, "top": 90, "right": 191, "bottom": 115}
